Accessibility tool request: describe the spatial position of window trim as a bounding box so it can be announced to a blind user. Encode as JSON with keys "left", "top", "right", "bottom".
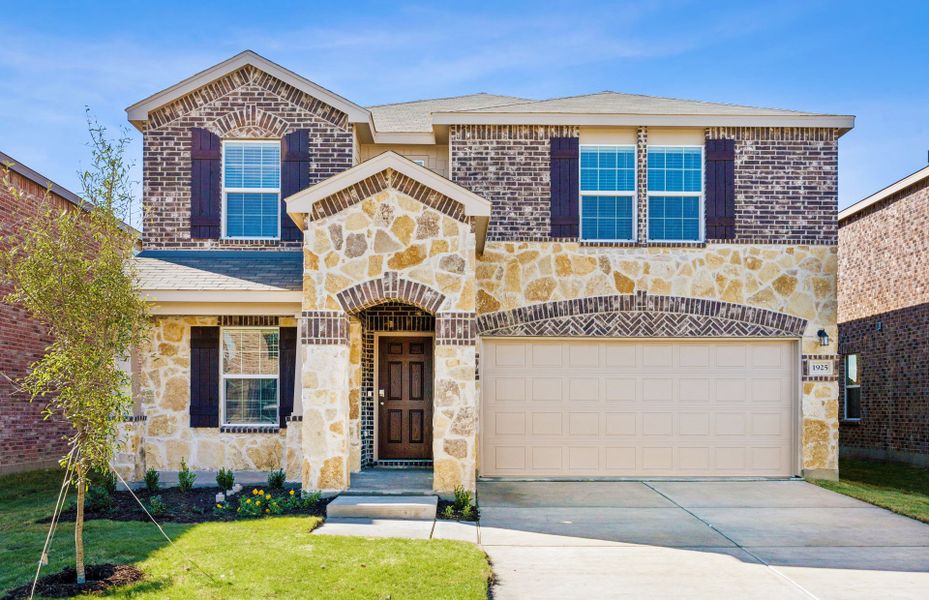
{"left": 578, "top": 144, "right": 637, "bottom": 242}
{"left": 219, "top": 326, "right": 281, "bottom": 427}
{"left": 221, "top": 139, "right": 282, "bottom": 241}
{"left": 646, "top": 144, "right": 705, "bottom": 243}
{"left": 843, "top": 353, "right": 862, "bottom": 421}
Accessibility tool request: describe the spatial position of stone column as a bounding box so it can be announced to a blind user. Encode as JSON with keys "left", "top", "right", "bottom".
{"left": 300, "top": 311, "right": 352, "bottom": 492}
{"left": 433, "top": 312, "right": 478, "bottom": 494}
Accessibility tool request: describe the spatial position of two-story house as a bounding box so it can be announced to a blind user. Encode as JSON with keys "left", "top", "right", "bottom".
{"left": 113, "top": 51, "right": 853, "bottom": 493}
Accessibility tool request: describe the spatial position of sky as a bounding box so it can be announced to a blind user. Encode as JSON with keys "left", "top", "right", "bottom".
{"left": 1, "top": 0, "right": 927, "bottom": 227}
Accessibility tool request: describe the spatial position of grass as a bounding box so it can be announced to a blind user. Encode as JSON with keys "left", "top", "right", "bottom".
{"left": 811, "top": 458, "right": 929, "bottom": 524}
{"left": 1, "top": 469, "right": 491, "bottom": 599}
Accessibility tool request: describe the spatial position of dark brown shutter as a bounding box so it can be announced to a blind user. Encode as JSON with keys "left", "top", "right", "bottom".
{"left": 550, "top": 137, "right": 580, "bottom": 237}
{"left": 280, "top": 130, "right": 310, "bottom": 241}
{"left": 278, "top": 327, "right": 297, "bottom": 427}
{"left": 189, "top": 326, "right": 220, "bottom": 427}
{"left": 190, "top": 128, "right": 222, "bottom": 239}
{"left": 705, "top": 139, "right": 736, "bottom": 239}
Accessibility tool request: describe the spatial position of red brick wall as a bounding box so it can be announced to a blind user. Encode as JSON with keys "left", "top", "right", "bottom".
{"left": 0, "top": 171, "right": 74, "bottom": 473}
{"left": 838, "top": 175, "right": 929, "bottom": 462}
{"left": 142, "top": 65, "right": 354, "bottom": 250}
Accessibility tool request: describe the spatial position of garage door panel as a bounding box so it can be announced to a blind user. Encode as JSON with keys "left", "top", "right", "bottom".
{"left": 481, "top": 339, "right": 796, "bottom": 478}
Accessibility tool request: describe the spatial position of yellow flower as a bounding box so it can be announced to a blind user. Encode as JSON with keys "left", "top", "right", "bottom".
{"left": 265, "top": 509, "right": 270, "bottom": 514}
{"left": 246, "top": 498, "right": 251, "bottom": 504}
{"left": 289, "top": 490, "right": 295, "bottom": 496}
{"left": 265, "top": 494, "right": 271, "bottom": 500}
{"left": 216, "top": 504, "right": 222, "bottom": 509}
{"left": 256, "top": 500, "right": 261, "bottom": 506}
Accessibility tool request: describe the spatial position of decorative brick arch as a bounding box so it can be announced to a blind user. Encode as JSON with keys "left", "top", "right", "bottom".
{"left": 336, "top": 272, "right": 446, "bottom": 315}
{"left": 476, "top": 291, "right": 808, "bottom": 338}
{"left": 311, "top": 169, "right": 471, "bottom": 224}
{"left": 211, "top": 106, "right": 289, "bottom": 139}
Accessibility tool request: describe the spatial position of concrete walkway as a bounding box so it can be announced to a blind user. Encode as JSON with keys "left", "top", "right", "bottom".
{"left": 314, "top": 515, "right": 478, "bottom": 543}
{"left": 480, "top": 481, "right": 929, "bottom": 600}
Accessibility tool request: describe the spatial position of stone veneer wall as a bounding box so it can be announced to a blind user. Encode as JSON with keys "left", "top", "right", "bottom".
{"left": 136, "top": 316, "right": 298, "bottom": 473}
{"left": 838, "top": 175, "right": 929, "bottom": 463}
{"left": 141, "top": 65, "right": 353, "bottom": 250}
{"left": 300, "top": 184, "right": 477, "bottom": 492}
{"left": 476, "top": 241, "right": 840, "bottom": 476}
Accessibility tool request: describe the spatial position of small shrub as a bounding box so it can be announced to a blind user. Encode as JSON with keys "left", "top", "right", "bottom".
{"left": 453, "top": 485, "right": 473, "bottom": 512}
{"left": 177, "top": 459, "right": 196, "bottom": 493}
{"left": 267, "top": 469, "right": 286, "bottom": 490}
{"left": 91, "top": 467, "right": 117, "bottom": 494}
{"left": 144, "top": 468, "right": 160, "bottom": 492}
{"left": 461, "top": 504, "right": 474, "bottom": 520}
{"left": 216, "top": 468, "right": 234, "bottom": 493}
{"left": 148, "top": 495, "right": 166, "bottom": 516}
{"left": 85, "top": 485, "right": 112, "bottom": 512}
{"left": 281, "top": 488, "right": 321, "bottom": 511}
{"left": 442, "top": 505, "right": 456, "bottom": 519}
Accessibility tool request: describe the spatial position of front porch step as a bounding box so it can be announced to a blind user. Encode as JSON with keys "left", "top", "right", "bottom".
{"left": 327, "top": 495, "right": 438, "bottom": 520}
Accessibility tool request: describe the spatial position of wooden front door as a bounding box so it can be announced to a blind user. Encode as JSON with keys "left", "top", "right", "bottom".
{"left": 378, "top": 336, "right": 433, "bottom": 460}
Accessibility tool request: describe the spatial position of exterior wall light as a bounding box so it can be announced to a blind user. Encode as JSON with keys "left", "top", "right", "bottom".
{"left": 816, "top": 329, "right": 830, "bottom": 346}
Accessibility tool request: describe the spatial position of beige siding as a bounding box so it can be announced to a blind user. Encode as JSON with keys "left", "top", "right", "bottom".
{"left": 358, "top": 144, "right": 449, "bottom": 177}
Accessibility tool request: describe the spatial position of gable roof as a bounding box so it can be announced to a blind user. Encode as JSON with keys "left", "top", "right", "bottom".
{"left": 1, "top": 150, "right": 140, "bottom": 236}
{"left": 839, "top": 164, "right": 929, "bottom": 222}
{"left": 433, "top": 91, "right": 854, "bottom": 131}
{"left": 368, "top": 93, "right": 527, "bottom": 133}
{"left": 286, "top": 151, "right": 492, "bottom": 252}
{"left": 126, "top": 50, "right": 371, "bottom": 130}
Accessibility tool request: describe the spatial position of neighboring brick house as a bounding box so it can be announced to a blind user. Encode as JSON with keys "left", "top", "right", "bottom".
{"left": 0, "top": 153, "right": 141, "bottom": 474}
{"left": 838, "top": 164, "right": 929, "bottom": 466}
{"left": 114, "top": 50, "right": 853, "bottom": 492}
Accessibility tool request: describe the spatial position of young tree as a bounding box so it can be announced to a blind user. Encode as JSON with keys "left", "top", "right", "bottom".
{"left": 0, "top": 114, "right": 148, "bottom": 584}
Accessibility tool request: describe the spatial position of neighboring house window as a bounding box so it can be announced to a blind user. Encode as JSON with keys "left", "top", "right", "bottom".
{"left": 221, "top": 328, "right": 280, "bottom": 425}
{"left": 580, "top": 145, "right": 636, "bottom": 241}
{"left": 223, "top": 140, "right": 281, "bottom": 239}
{"left": 412, "top": 158, "right": 427, "bottom": 167}
{"left": 844, "top": 353, "right": 861, "bottom": 420}
{"left": 647, "top": 146, "right": 703, "bottom": 242}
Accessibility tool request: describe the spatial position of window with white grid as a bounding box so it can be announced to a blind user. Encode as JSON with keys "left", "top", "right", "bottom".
{"left": 579, "top": 145, "right": 636, "bottom": 241}
{"left": 647, "top": 146, "right": 703, "bottom": 242}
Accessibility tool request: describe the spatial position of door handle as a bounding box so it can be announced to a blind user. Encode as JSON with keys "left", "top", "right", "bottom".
{"left": 380, "top": 402, "right": 385, "bottom": 406}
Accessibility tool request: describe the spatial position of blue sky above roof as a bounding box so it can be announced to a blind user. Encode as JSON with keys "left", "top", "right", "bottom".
{"left": 1, "top": 0, "right": 927, "bottom": 226}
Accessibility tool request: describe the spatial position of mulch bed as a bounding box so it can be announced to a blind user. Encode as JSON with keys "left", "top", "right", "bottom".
{"left": 436, "top": 499, "right": 480, "bottom": 522}
{"left": 42, "top": 486, "right": 329, "bottom": 524}
{"left": 2, "top": 564, "right": 144, "bottom": 599}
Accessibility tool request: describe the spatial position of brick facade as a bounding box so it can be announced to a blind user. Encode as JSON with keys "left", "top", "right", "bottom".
{"left": 0, "top": 170, "right": 75, "bottom": 474}
{"left": 838, "top": 174, "right": 929, "bottom": 464}
{"left": 450, "top": 125, "right": 838, "bottom": 244}
{"left": 142, "top": 65, "right": 353, "bottom": 250}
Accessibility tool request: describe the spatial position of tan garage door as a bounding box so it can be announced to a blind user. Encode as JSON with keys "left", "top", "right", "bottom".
{"left": 480, "top": 339, "right": 797, "bottom": 478}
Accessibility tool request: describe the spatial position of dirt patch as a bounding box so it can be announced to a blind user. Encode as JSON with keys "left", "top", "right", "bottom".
{"left": 42, "top": 486, "right": 329, "bottom": 524}
{"left": 436, "top": 499, "right": 480, "bottom": 522}
{"left": 2, "top": 564, "right": 144, "bottom": 599}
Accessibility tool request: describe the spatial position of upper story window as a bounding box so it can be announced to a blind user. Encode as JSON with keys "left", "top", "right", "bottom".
{"left": 580, "top": 145, "right": 636, "bottom": 241}
{"left": 222, "top": 328, "right": 280, "bottom": 426}
{"left": 647, "top": 146, "right": 703, "bottom": 242}
{"left": 844, "top": 353, "right": 861, "bottom": 420}
{"left": 223, "top": 140, "right": 281, "bottom": 239}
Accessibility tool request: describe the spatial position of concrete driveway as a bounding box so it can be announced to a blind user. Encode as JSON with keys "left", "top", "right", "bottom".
{"left": 478, "top": 480, "right": 929, "bottom": 599}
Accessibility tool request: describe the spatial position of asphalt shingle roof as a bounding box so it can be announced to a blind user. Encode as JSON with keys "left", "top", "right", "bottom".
{"left": 133, "top": 251, "right": 302, "bottom": 291}
{"left": 367, "top": 93, "right": 528, "bottom": 133}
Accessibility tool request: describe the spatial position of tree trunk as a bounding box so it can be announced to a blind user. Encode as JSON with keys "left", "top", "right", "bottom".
{"left": 75, "top": 464, "right": 86, "bottom": 585}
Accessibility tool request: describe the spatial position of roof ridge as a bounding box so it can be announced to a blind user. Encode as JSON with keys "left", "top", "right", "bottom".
{"left": 366, "top": 92, "right": 528, "bottom": 109}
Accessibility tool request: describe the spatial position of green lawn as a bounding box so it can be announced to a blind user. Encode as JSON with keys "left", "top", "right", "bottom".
{"left": 812, "top": 458, "right": 929, "bottom": 524}
{"left": 1, "top": 469, "right": 491, "bottom": 599}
